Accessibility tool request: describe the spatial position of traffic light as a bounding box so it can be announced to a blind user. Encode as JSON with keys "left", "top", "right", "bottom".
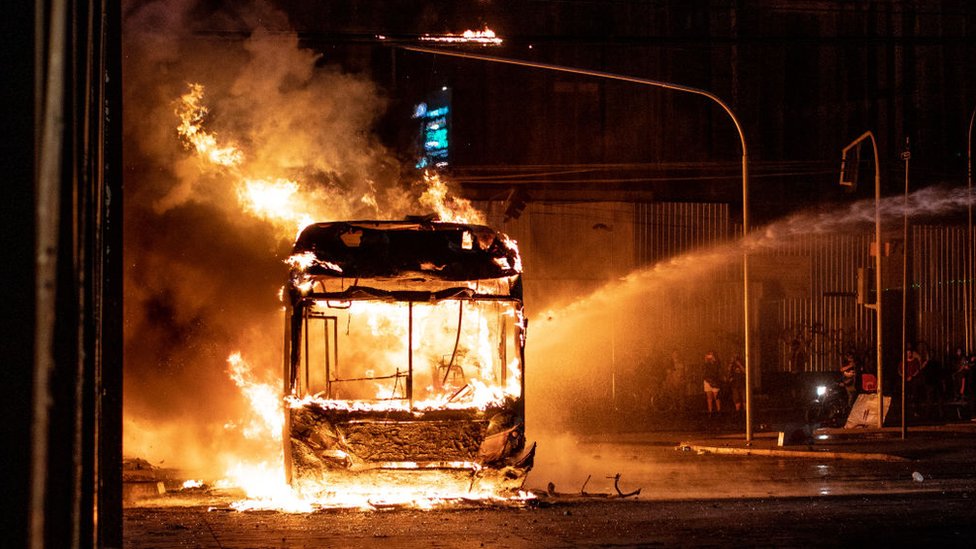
{"left": 503, "top": 187, "right": 529, "bottom": 221}
{"left": 839, "top": 142, "right": 860, "bottom": 191}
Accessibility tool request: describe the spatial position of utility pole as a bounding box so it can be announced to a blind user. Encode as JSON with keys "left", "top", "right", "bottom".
{"left": 967, "top": 107, "right": 975, "bottom": 353}
{"left": 901, "top": 137, "right": 910, "bottom": 439}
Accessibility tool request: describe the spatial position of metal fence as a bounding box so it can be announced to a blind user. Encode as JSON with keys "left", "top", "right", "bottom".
{"left": 912, "top": 225, "right": 972, "bottom": 361}
{"left": 482, "top": 199, "right": 974, "bottom": 381}
{"left": 757, "top": 232, "right": 875, "bottom": 373}
{"left": 635, "top": 202, "right": 730, "bottom": 266}
{"left": 634, "top": 202, "right": 976, "bottom": 375}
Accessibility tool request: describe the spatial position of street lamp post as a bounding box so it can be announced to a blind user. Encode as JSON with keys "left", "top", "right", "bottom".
{"left": 399, "top": 44, "right": 755, "bottom": 441}
{"left": 901, "top": 138, "right": 910, "bottom": 440}
{"left": 592, "top": 223, "right": 616, "bottom": 411}
{"left": 840, "top": 131, "right": 884, "bottom": 429}
{"left": 967, "top": 107, "right": 976, "bottom": 354}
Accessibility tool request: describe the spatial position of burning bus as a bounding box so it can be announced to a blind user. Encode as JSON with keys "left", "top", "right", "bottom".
{"left": 282, "top": 218, "right": 534, "bottom": 499}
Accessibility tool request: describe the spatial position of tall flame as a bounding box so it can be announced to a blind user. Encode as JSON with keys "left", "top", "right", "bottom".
{"left": 226, "top": 353, "right": 282, "bottom": 441}
{"left": 175, "top": 83, "right": 318, "bottom": 240}
{"left": 175, "top": 83, "right": 481, "bottom": 239}
{"left": 419, "top": 171, "right": 486, "bottom": 225}
{"left": 175, "top": 83, "right": 244, "bottom": 168}
{"left": 220, "top": 353, "right": 308, "bottom": 510}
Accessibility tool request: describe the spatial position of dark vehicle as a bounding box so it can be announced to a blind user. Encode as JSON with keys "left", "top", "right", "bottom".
{"left": 282, "top": 219, "right": 534, "bottom": 499}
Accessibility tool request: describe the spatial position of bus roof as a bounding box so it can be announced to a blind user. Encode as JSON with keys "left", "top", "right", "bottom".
{"left": 291, "top": 220, "right": 522, "bottom": 282}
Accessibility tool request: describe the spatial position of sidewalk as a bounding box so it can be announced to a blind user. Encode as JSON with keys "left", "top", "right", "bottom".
{"left": 677, "top": 421, "right": 976, "bottom": 462}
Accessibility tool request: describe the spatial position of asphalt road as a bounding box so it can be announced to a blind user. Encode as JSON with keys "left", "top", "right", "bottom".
{"left": 124, "top": 432, "right": 976, "bottom": 547}
{"left": 125, "top": 492, "right": 976, "bottom": 548}
{"left": 527, "top": 431, "right": 976, "bottom": 499}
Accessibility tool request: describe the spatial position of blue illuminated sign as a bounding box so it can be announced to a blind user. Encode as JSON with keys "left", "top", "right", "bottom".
{"left": 414, "top": 88, "right": 451, "bottom": 169}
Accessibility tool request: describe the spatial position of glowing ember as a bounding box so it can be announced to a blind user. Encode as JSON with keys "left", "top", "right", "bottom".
{"left": 284, "top": 251, "right": 341, "bottom": 274}
{"left": 420, "top": 26, "right": 503, "bottom": 46}
{"left": 181, "top": 479, "right": 204, "bottom": 489}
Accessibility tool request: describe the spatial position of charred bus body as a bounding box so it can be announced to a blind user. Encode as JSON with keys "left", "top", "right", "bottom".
{"left": 282, "top": 220, "right": 534, "bottom": 497}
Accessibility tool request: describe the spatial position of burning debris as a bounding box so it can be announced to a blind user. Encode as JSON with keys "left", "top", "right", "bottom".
{"left": 122, "top": 458, "right": 167, "bottom": 503}
{"left": 544, "top": 474, "right": 642, "bottom": 500}
{"left": 283, "top": 220, "right": 534, "bottom": 502}
{"left": 417, "top": 26, "right": 503, "bottom": 46}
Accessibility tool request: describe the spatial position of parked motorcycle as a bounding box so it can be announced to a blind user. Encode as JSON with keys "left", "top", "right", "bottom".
{"left": 805, "top": 382, "right": 851, "bottom": 428}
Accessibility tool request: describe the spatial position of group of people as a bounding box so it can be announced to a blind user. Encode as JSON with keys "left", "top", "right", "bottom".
{"left": 656, "top": 350, "right": 746, "bottom": 417}
{"left": 844, "top": 345, "right": 975, "bottom": 417}
{"left": 899, "top": 346, "right": 975, "bottom": 405}
{"left": 701, "top": 351, "right": 746, "bottom": 416}
{"left": 650, "top": 343, "right": 974, "bottom": 422}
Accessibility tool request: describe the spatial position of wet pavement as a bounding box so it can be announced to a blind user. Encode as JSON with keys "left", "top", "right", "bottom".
{"left": 526, "top": 421, "right": 976, "bottom": 501}
{"left": 125, "top": 491, "right": 976, "bottom": 548}
{"left": 125, "top": 419, "right": 976, "bottom": 547}
{"left": 678, "top": 422, "right": 976, "bottom": 462}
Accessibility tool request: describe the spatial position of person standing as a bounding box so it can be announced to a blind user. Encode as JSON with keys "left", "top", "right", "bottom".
{"left": 702, "top": 351, "right": 722, "bottom": 416}
{"left": 961, "top": 355, "right": 974, "bottom": 401}
{"left": 727, "top": 355, "right": 746, "bottom": 415}
{"left": 951, "top": 350, "right": 971, "bottom": 402}
{"left": 663, "top": 349, "right": 686, "bottom": 412}
{"left": 948, "top": 347, "right": 966, "bottom": 400}
{"left": 840, "top": 353, "right": 858, "bottom": 407}
{"left": 900, "top": 348, "right": 924, "bottom": 417}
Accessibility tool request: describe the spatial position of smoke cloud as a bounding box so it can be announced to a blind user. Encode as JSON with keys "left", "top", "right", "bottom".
{"left": 122, "top": 0, "right": 420, "bottom": 476}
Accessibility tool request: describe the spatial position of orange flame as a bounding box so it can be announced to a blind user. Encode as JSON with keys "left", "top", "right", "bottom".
{"left": 420, "top": 26, "right": 503, "bottom": 46}
{"left": 175, "top": 83, "right": 318, "bottom": 241}
{"left": 217, "top": 306, "right": 528, "bottom": 511}
{"left": 215, "top": 353, "right": 300, "bottom": 509}
{"left": 237, "top": 178, "right": 316, "bottom": 240}
{"left": 175, "top": 84, "right": 483, "bottom": 240}
{"left": 419, "top": 171, "right": 486, "bottom": 224}
{"left": 226, "top": 353, "right": 283, "bottom": 441}
{"left": 175, "top": 83, "right": 244, "bottom": 168}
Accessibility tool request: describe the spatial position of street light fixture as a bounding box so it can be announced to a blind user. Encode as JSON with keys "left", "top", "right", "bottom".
{"left": 839, "top": 131, "right": 884, "bottom": 429}
{"left": 398, "top": 44, "right": 755, "bottom": 441}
